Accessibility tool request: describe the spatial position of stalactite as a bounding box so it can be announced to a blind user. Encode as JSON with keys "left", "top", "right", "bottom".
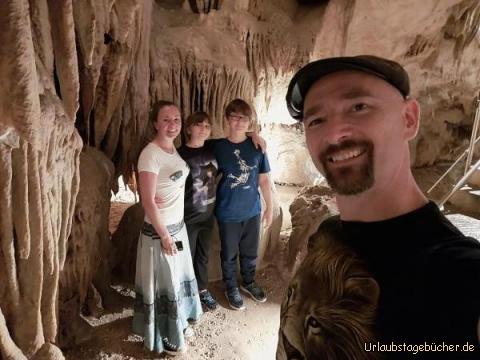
{"left": 0, "top": 0, "right": 82, "bottom": 358}
{"left": 0, "top": 0, "right": 41, "bottom": 149}
{"left": 188, "top": 0, "right": 222, "bottom": 14}
{"left": 11, "top": 142, "right": 31, "bottom": 260}
{"left": 74, "top": 0, "right": 151, "bottom": 183}
{"left": 47, "top": 0, "right": 79, "bottom": 120}
{"left": 73, "top": 0, "right": 112, "bottom": 144}
{"left": 0, "top": 144, "right": 20, "bottom": 306}
{"left": 245, "top": 2, "right": 305, "bottom": 109}
{"left": 29, "top": 0, "right": 54, "bottom": 75}
{"left": 150, "top": 51, "right": 254, "bottom": 138}
{"left": 443, "top": 0, "right": 480, "bottom": 59}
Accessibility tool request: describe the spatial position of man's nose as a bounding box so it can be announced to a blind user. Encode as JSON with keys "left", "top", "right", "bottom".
{"left": 323, "top": 117, "right": 353, "bottom": 145}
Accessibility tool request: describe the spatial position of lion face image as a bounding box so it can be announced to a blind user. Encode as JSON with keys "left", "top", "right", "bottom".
{"left": 277, "top": 218, "right": 380, "bottom": 360}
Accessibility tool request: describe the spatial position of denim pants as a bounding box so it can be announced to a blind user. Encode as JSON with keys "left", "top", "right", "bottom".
{"left": 218, "top": 214, "right": 261, "bottom": 290}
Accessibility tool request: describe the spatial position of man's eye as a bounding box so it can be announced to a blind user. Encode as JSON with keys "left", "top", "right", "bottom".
{"left": 353, "top": 103, "right": 368, "bottom": 112}
{"left": 306, "top": 118, "right": 325, "bottom": 128}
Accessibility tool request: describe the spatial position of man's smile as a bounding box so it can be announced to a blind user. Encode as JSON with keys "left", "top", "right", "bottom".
{"left": 327, "top": 147, "right": 366, "bottom": 163}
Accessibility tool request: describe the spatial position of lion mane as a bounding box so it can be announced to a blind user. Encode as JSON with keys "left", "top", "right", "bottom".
{"left": 277, "top": 217, "right": 380, "bottom": 360}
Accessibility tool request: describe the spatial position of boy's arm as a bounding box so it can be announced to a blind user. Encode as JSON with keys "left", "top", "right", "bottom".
{"left": 259, "top": 173, "right": 273, "bottom": 228}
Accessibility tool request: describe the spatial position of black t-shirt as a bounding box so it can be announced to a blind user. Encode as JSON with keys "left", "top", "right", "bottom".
{"left": 340, "top": 202, "right": 480, "bottom": 359}
{"left": 177, "top": 141, "right": 218, "bottom": 224}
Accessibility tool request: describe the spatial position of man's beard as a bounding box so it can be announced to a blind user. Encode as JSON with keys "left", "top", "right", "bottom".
{"left": 320, "top": 140, "right": 374, "bottom": 196}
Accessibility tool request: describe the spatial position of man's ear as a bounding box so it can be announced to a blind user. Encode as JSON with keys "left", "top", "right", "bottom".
{"left": 403, "top": 98, "right": 421, "bottom": 140}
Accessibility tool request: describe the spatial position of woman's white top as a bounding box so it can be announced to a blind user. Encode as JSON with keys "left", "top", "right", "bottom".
{"left": 137, "top": 142, "right": 189, "bottom": 225}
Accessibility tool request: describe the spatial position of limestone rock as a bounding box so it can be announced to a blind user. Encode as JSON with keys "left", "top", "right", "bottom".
{"left": 1, "top": 0, "right": 480, "bottom": 357}
{"left": 287, "top": 185, "right": 338, "bottom": 274}
{"left": 58, "top": 147, "right": 114, "bottom": 347}
{"left": 32, "top": 343, "right": 65, "bottom": 360}
{"left": 111, "top": 202, "right": 144, "bottom": 284}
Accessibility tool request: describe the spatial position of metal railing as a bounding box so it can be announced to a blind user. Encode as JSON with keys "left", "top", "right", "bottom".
{"left": 427, "top": 95, "right": 480, "bottom": 207}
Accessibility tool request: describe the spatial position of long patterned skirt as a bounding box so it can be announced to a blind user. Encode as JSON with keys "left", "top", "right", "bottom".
{"left": 132, "top": 220, "right": 203, "bottom": 353}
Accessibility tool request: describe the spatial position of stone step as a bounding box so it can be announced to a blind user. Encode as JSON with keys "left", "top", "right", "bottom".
{"left": 467, "top": 167, "right": 480, "bottom": 189}
{"left": 446, "top": 187, "right": 480, "bottom": 218}
{"left": 446, "top": 213, "right": 480, "bottom": 240}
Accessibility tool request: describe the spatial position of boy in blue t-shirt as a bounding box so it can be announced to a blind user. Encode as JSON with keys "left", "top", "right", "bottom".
{"left": 213, "top": 99, "right": 273, "bottom": 310}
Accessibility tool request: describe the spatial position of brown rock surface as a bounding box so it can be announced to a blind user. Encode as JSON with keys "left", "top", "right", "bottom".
{"left": 0, "top": 1, "right": 82, "bottom": 357}
{"left": 1, "top": 0, "right": 480, "bottom": 358}
{"left": 58, "top": 148, "right": 114, "bottom": 347}
{"left": 286, "top": 185, "right": 338, "bottom": 274}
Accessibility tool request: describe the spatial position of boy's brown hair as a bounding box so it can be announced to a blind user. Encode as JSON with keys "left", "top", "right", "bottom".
{"left": 225, "top": 99, "right": 252, "bottom": 118}
{"left": 184, "top": 111, "right": 210, "bottom": 140}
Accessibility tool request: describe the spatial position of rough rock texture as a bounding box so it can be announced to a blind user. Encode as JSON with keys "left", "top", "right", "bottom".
{"left": 58, "top": 148, "right": 114, "bottom": 348}
{"left": 111, "top": 203, "right": 144, "bottom": 284}
{"left": 286, "top": 185, "right": 338, "bottom": 274}
{"left": 263, "top": 123, "right": 320, "bottom": 185}
{"left": 74, "top": 0, "right": 152, "bottom": 181}
{"left": 1, "top": 0, "right": 480, "bottom": 358}
{"left": 0, "top": 0, "right": 82, "bottom": 358}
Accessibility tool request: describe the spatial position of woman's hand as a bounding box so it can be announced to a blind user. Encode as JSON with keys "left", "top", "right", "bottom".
{"left": 249, "top": 132, "right": 267, "bottom": 153}
{"left": 160, "top": 233, "right": 177, "bottom": 256}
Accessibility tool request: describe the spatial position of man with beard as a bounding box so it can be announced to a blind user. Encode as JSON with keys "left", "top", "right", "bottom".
{"left": 281, "top": 55, "right": 480, "bottom": 359}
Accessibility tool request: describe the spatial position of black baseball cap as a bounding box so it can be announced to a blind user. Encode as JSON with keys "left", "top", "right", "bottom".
{"left": 286, "top": 55, "right": 410, "bottom": 120}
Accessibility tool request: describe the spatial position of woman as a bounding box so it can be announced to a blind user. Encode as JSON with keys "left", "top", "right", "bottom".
{"left": 133, "top": 101, "right": 202, "bottom": 355}
{"left": 177, "top": 112, "right": 219, "bottom": 310}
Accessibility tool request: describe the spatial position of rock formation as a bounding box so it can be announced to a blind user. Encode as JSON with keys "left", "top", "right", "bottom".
{"left": 58, "top": 148, "right": 114, "bottom": 347}
{"left": 1, "top": 0, "right": 480, "bottom": 358}
{"left": 286, "top": 185, "right": 338, "bottom": 274}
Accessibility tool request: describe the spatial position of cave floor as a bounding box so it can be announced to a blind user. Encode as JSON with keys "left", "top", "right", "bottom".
{"left": 64, "top": 265, "right": 288, "bottom": 360}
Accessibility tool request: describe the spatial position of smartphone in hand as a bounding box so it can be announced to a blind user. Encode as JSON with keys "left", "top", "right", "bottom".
{"left": 175, "top": 241, "right": 184, "bottom": 251}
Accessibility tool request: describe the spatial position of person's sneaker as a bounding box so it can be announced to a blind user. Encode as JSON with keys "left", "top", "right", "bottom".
{"left": 200, "top": 290, "right": 218, "bottom": 310}
{"left": 225, "top": 287, "right": 246, "bottom": 310}
{"left": 240, "top": 281, "right": 267, "bottom": 303}
{"left": 184, "top": 326, "right": 194, "bottom": 338}
{"left": 162, "top": 337, "right": 186, "bottom": 355}
{"left": 187, "top": 317, "right": 198, "bottom": 325}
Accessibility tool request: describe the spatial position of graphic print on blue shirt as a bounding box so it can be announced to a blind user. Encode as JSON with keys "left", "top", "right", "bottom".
{"left": 227, "top": 149, "right": 257, "bottom": 189}
{"left": 213, "top": 138, "right": 270, "bottom": 222}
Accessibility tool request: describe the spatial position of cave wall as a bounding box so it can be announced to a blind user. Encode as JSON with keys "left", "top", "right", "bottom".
{"left": 0, "top": 1, "right": 82, "bottom": 358}
{"left": 1, "top": 0, "right": 480, "bottom": 358}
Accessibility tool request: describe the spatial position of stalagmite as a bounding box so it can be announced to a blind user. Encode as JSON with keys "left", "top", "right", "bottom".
{"left": 0, "top": 307, "right": 27, "bottom": 360}
{"left": 287, "top": 186, "right": 337, "bottom": 274}
{"left": 59, "top": 148, "right": 114, "bottom": 347}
